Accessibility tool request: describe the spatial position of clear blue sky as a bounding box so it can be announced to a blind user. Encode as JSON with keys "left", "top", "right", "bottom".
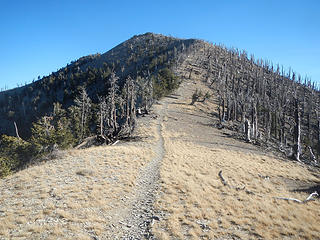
{"left": 0, "top": 0, "right": 319, "bottom": 90}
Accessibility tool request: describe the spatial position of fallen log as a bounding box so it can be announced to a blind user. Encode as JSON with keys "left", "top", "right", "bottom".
{"left": 75, "top": 136, "right": 98, "bottom": 149}
{"left": 112, "top": 140, "right": 120, "bottom": 146}
{"left": 218, "top": 170, "right": 228, "bottom": 186}
{"left": 275, "top": 191, "right": 318, "bottom": 203}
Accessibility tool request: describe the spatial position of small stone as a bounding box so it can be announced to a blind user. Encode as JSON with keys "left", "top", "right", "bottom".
{"left": 152, "top": 216, "right": 160, "bottom": 221}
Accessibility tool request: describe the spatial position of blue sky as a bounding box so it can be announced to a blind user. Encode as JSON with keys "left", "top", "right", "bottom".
{"left": 0, "top": 0, "right": 319, "bottom": 90}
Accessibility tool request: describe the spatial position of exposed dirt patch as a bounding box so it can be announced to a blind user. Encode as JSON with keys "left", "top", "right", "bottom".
{"left": 119, "top": 101, "right": 167, "bottom": 239}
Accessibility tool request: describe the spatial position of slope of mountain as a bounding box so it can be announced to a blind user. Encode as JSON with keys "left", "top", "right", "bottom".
{"left": 0, "top": 74, "right": 319, "bottom": 239}
{"left": 1, "top": 33, "right": 319, "bottom": 167}
{"left": 0, "top": 33, "right": 195, "bottom": 138}
{"left": 0, "top": 33, "right": 319, "bottom": 239}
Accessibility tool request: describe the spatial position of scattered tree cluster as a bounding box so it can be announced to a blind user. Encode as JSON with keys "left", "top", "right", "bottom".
{"left": 0, "top": 64, "right": 180, "bottom": 177}
{"left": 192, "top": 43, "right": 320, "bottom": 164}
{"left": 0, "top": 33, "right": 192, "bottom": 139}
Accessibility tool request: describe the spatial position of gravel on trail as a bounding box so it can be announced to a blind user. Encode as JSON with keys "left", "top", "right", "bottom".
{"left": 119, "top": 102, "right": 168, "bottom": 240}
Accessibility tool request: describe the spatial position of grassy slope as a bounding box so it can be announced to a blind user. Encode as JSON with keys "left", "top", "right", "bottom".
{"left": 151, "top": 78, "right": 320, "bottom": 239}
{"left": 0, "top": 118, "right": 158, "bottom": 239}
{"left": 0, "top": 75, "right": 319, "bottom": 240}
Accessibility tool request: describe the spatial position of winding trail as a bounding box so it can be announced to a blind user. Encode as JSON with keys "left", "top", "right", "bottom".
{"left": 121, "top": 101, "right": 167, "bottom": 239}
{"left": 0, "top": 79, "right": 319, "bottom": 240}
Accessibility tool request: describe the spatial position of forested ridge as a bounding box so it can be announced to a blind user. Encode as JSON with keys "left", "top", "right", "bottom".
{"left": 0, "top": 33, "right": 186, "bottom": 176}
{"left": 184, "top": 41, "right": 320, "bottom": 165}
{"left": 0, "top": 33, "right": 319, "bottom": 177}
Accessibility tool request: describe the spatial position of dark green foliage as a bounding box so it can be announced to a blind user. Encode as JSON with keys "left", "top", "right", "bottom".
{"left": 0, "top": 156, "right": 11, "bottom": 177}
{"left": 0, "top": 33, "right": 191, "bottom": 139}
{"left": 0, "top": 135, "right": 36, "bottom": 177}
{"left": 202, "top": 91, "right": 212, "bottom": 103}
{"left": 153, "top": 68, "right": 179, "bottom": 99}
{"left": 30, "top": 103, "right": 76, "bottom": 153}
{"left": 191, "top": 89, "right": 203, "bottom": 105}
{"left": 0, "top": 33, "right": 191, "bottom": 177}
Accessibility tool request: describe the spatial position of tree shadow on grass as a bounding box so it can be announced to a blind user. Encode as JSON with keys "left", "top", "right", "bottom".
{"left": 293, "top": 184, "right": 320, "bottom": 194}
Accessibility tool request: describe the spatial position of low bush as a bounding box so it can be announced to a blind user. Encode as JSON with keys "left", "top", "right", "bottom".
{"left": 153, "top": 68, "right": 179, "bottom": 99}
{"left": 0, "top": 135, "right": 37, "bottom": 177}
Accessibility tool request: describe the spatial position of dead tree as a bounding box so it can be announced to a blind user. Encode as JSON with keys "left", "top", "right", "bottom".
{"left": 245, "top": 118, "right": 251, "bottom": 142}
{"left": 293, "top": 99, "right": 302, "bottom": 162}
{"left": 251, "top": 99, "right": 258, "bottom": 139}
{"left": 137, "top": 75, "right": 153, "bottom": 113}
{"left": 316, "top": 110, "right": 320, "bottom": 155}
{"left": 97, "top": 96, "right": 108, "bottom": 141}
{"left": 130, "top": 77, "right": 137, "bottom": 131}
{"left": 124, "top": 76, "right": 137, "bottom": 135}
{"left": 74, "top": 87, "right": 92, "bottom": 141}
{"left": 13, "top": 121, "right": 21, "bottom": 140}
{"left": 107, "top": 72, "right": 119, "bottom": 136}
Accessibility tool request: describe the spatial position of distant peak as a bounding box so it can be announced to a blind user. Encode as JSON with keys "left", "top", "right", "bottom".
{"left": 129, "top": 32, "right": 180, "bottom": 42}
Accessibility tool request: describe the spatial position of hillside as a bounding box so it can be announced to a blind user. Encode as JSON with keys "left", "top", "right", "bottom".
{"left": 0, "top": 33, "right": 194, "bottom": 138}
{"left": 1, "top": 33, "right": 320, "bottom": 166}
{"left": 0, "top": 76, "right": 319, "bottom": 239}
{"left": 0, "top": 33, "right": 320, "bottom": 239}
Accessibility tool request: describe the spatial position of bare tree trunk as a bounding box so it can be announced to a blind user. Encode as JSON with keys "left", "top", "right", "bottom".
{"left": 293, "top": 100, "right": 302, "bottom": 162}
{"left": 308, "top": 146, "right": 317, "bottom": 164}
{"left": 130, "top": 78, "right": 136, "bottom": 133}
{"left": 280, "top": 113, "right": 286, "bottom": 145}
{"left": 317, "top": 112, "right": 320, "bottom": 156}
{"left": 126, "top": 79, "right": 130, "bottom": 126}
{"left": 14, "top": 121, "right": 21, "bottom": 140}
{"left": 100, "top": 110, "right": 103, "bottom": 137}
{"left": 222, "top": 97, "right": 225, "bottom": 122}
{"left": 108, "top": 72, "right": 119, "bottom": 136}
{"left": 234, "top": 100, "right": 237, "bottom": 121}
{"left": 98, "top": 96, "right": 107, "bottom": 139}
{"left": 81, "top": 94, "right": 85, "bottom": 139}
{"left": 75, "top": 87, "right": 91, "bottom": 141}
{"left": 218, "top": 96, "right": 222, "bottom": 124}
{"left": 251, "top": 101, "right": 258, "bottom": 139}
{"left": 226, "top": 96, "right": 231, "bottom": 121}
{"left": 245, "top": 118, "right": 251, "bottom": 142}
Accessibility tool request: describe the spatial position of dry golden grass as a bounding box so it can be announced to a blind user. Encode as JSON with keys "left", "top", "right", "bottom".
{"left": 152, "top": 79, "right": 320, "bottom": 239}
{"left": 0, "top": 118, "right": 157, "bottom": 239}
{"left": 153, "top": 140, "right": 320, "bottom": 239}
{"left": 0, "top": 77, "right": 319, "bottom": 239}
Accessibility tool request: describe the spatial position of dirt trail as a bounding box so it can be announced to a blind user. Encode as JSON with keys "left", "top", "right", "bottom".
{"left": 0, "top": 77, "right": 319, "bottom": 240}
{"left": 120, "top": 101, "right": 167, "bottom": 239}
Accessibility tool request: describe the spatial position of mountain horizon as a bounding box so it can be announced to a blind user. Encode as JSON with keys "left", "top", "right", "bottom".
{"left": 0, "top": 32, "right": 319, "bottom": 239}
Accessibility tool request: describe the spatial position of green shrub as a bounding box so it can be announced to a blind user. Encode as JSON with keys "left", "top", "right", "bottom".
{"left": 191, "top": 89, "right": 203, "bottom": 105}
{"left": 153, "top": 68, "right": 179, "bottom": 99}
{"left": 0, "top": 135, "right": 37, "bottom": 176}
{"left": 30, "top": 114, "right": 75, "bottom": 153}
{"left": 0, "top": 156, "right": 11, "bottom": 177}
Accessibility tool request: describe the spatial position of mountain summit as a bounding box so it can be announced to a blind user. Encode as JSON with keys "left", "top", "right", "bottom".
{"left": 1, "top": 32, "right": 320, "bottom": 165}
{"left": 0, "top": 33, "right": 319, "bottom": 239}
{"left": 0, "top": 33, "right": 196, "bottom": 138}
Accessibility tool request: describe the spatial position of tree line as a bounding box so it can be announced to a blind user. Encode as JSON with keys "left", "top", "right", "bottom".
{"left": 191, "top": 42, "right": 320, "bottom": 164}
{"left": 0, "top": 67, "right": 179, "bottom": 177}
